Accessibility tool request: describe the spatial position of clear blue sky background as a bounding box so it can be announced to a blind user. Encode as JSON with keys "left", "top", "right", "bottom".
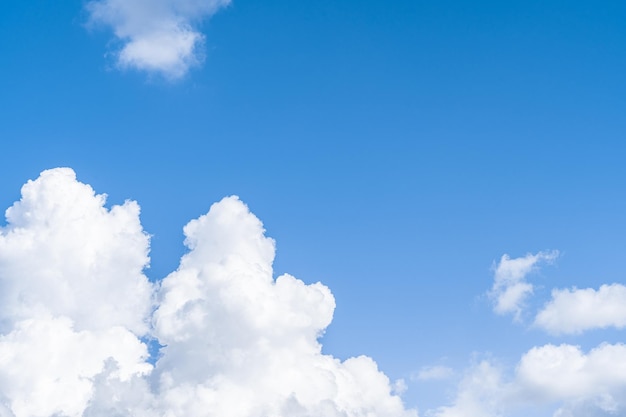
{"left": 1, "top": 0, "right": 625, "bottom": 412}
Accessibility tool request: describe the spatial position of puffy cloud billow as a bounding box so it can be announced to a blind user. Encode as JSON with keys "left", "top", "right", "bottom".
{"left": 86, "top": 0, "right": 231, "bottom": 79}
{"left": 0, "top": 168, "right": 416, "bottom": 417}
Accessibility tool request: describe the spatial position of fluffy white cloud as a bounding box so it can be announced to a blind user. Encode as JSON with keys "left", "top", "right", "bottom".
{"left": 86, "top": 0, "right": 231, "bottom": 79}
{"left": 0, "top": 168, "right": 154, "bottom": 417}
{"left": 150, "top": 195, "right": 416, "bottom": 417}
{"left": 0, "top": 168, "right": 417, "bottom": 417}
{"left": 534, "top": 284, "right": 626, "bottom": 335}
{"left": 488, "top": 251, "right": 558, "bottom": 320}
{"left": 0, "top": 168, "right": 154, "bottom": 334}
{"left": 430, "top": 343, "right": 626, "bottom": 417}
{"left": 0, "top": 316, "right": 151, "bottom": 417}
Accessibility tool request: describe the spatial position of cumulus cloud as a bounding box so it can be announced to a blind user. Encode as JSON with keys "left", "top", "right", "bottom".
{"left": 0, "top": 168, "right": 154, "bottom": 417}
{"left": 534, "top": 284, "right": 626, "bottom": 335}
{"left": 488, "top": 250, "right": 559, "bottom": 320}
{"left": 430, "top": 343, "right": 626, "bottom": 417}
{"left": 0, "top": 168, "right": 416, "bottom": 417}
{"left": 150, "top": 195, "right": 416, "bottom": 417}
{"left": 0, "top": 168, "right": 154, "bottom": 334}
{"left": 86, "top": 0, "right": 231, "bottom": 79}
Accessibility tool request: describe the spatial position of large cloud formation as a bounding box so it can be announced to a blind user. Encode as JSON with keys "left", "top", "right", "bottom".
{"left": 86, "top": 0, "right": 231, "bottom": 79}
{"left": 0, "top": 168, "right": 416, "bottom": 417}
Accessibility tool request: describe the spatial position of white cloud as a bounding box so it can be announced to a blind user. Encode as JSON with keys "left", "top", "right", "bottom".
{"left": 0, "top": 316, "right": 151, "bottom": 417}
{"left": 0, "top": 168, "right": 154, "bottom": 417}
{"left": 535, "top": 284, "right": 626, "bottom": 335}
{"left": 0, "top": 168, "right": 154, "bottom": 334}
{"left": 488, "top": 251, "right": 558, "bottom": 320}
{"left": 86, "top": 0, "right": 231, "bottom": 79}
{"left": 150, "top": 195, "right": 416, "bottom": 417}
{"left": 430, "top": 343, "right": 626, "bottom": 417}
{"left": 0, "top": 168, "right": 417, "bottom": 417}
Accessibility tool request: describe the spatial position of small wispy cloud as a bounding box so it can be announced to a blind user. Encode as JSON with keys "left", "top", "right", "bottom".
{"left": 413, "top": 365, "right": 454, "bottom": 381}
{"left": 85, "top": 0, "right": 231, "bottom": 79}
{"left": 488, "top": 250, "right": 559, "bottom": 321}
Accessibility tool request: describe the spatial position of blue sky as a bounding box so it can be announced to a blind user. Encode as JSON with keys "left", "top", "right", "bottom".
{"left": 1, "top": 1, "right": 626, "bottom": 416}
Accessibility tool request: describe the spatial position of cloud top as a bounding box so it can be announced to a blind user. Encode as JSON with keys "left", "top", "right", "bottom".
{"left": 86, "top": 0, "right": 231, "bottom": 79}
{"left": 0, "top": 167, "right": 153, "bottom": 334}
{"left": 0, "top": 168, "right": 416, "bottom": 417}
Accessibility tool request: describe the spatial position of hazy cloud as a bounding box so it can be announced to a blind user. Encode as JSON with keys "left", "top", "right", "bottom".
{"left": 430, "top": 361, "right": 505, "bottom": 417}
{"left": 535, "top": 284, "right": 626, "bottom": 335}
{"left": 414, "top": 366, "right": 454, "bottom": 381}
{"left": 488, "top": 251, "right": 559, "bottom": 320}
{"left": 86, "top": 0, "right": 231, "bottom": 79}
{"left": 0, "top": 168, "right": 417, "bottom": 417}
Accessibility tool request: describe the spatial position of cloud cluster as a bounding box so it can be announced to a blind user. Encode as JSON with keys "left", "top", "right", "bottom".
{"left": 488, "top": 251, "right": 558, "bottom": 320}
{"left": 432, "top": 343, "right": 626, "bottom": 417}
{"left": 488, "top": 251, "right": 626, "bottom": 336}
{"left": 0, "top": 168, "right": 416, "bottom": 417}
{"left": 431, "top": 251, "right": 626, "bottom": 416}
{"left": 86, "top": 0, "right": 231, "bottom": 79}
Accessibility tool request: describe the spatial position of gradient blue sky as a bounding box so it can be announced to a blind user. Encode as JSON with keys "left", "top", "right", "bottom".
{"left": 1, "top": 0, "right": 626, "bottom": 414}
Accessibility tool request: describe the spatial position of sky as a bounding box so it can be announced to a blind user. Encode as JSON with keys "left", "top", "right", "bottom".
{"left": 0, "top": 0, "right": 625, "bottom": 416}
